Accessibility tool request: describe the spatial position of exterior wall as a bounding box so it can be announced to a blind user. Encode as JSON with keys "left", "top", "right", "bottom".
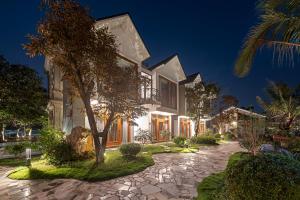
{"left": 45, "top": 14, "right": 208, "bottom": 146}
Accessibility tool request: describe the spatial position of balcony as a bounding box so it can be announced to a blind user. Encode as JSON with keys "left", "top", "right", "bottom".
{"left": 140, "top": 88, "right": 161, "bottom": 105}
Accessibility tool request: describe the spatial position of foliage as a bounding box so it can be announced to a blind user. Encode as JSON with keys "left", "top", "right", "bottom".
{"left": 223, "top": 132, "right": 236, "bottom": 141}
{"left": 0, "top": 55, "right": 47, "bottom": 128}
{"left": 25, "top": 0, "right": 147, "bottom": 164}
{"left": 190, "top": 136, "right": 217, "bottom": 145}
{"left": 8, "top": 150, "right": 154, "bottom": 181}
{"left": 134, "top": 128, "right": 153, "bottom": 144}
{"left": 235, "top": 0, "right": 300, "bottom": 77}
{"left": 0, "top": 156, "right": 40, "bottom": 167}
{"left": 173, "top": 136, "right": 187, "bottom": 147}
{"left": 39, "top": 127, "right": 77, "bottom": 165}
{"left": 211, "top": 95, "right": 239, "bottom": 134}
{"left": 238, "top": 116, "right": 265, "bottom": 155}
{"left": 159, "top": 130, "right": 171, "bottom": 138}
{"left": 47, "top": 141, "right": 77, "bottom": 165}
{"left": 196, "top": 152, "right": 250, "bottom": 200}
{"left": 196, "top": 172, "right": 225, "bottom": 200}
{"left": 141, "top": 143, "right": 199, "bottom": 154}
{"left": 214, "top": 133, "right": 221, "bottom": 139}
{"left": 119, "top": 143, "right": 142, "bottom": 159}
{"left": 4, "top": 143, "right": 26, "bottom": 158}
{"left": 257, "top": 81, "right": 300, "bottom": 135}
{"left": 225, "top": 153, "right": 300, "bottom": 200}
{"left": 185, "top": 82, "right": 219, "bottom": 135}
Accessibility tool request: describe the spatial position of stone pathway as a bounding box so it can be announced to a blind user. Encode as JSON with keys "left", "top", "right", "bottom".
{"left": 0, "top": 142, "right": 242, "bottom": 200}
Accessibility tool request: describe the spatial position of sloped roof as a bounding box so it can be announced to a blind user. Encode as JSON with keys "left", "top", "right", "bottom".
{"left": 179, "top": 72, "right": 201, "bottom": 85}
{"left": 148, "top": 54, "right": 178, "bottom": 71}
{"left": 213, "top": 106, "right": 266, "bottom": 119}
{"left": 95, "top": 13, "right": 150, "bottom": 61}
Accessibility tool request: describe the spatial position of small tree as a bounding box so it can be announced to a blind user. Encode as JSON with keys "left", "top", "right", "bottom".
{"left": 186, "top": 82, "right": 219, "bottom": 135}
{"left": 134, "top": 128, "right": 153, "bottom": 145}
{"left": 238, "top": 114, "right": 265, "bottom": 155}
{"left": 25, "top": 0, "right": 146, "bottom": 164}
{"left": 212, "top": 95, "right": 239, "bottom": 134}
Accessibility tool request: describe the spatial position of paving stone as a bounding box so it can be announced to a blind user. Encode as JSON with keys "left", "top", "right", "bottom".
{"left": 0, "top": 142, "right": 242, "bottom": 200}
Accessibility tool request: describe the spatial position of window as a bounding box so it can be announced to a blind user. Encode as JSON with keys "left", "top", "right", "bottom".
{"left": 141, "top": 72, "right": 152, "bottom": 99}
{"left": 159, "top": 76, "right": 177, "bottom": 109}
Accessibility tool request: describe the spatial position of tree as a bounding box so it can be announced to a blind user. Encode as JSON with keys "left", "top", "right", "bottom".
{"left": 212, "top": 95, "right": 239, "bottom": 134}
{"left": 235, "top": 0, "right": 300, "bottom": 77}
{"left": 257, "top": 81, "right": 300, "bottom": 134}
{"left": 186, "top": 82, "right": 219, "bottom": 135}
{"left": 0, "top": 56, "right": 47, "bottom": 140}
{"left": 24, "top": 0, "right": 146, "bottom": 164}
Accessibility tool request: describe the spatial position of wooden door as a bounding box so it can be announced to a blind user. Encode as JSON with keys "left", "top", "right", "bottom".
{"left": 107, "top": 118, "right": 123, "bottom": 147}
{"left": 180, "top": 119, "right": 191, "bottom": 138}
{"left": 152, "top": 114, "right": 169, "bottom": 142}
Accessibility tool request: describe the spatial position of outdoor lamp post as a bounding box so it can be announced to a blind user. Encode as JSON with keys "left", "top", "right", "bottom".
{"left": 26, "top": 148, "right": 32, "bottom": 166}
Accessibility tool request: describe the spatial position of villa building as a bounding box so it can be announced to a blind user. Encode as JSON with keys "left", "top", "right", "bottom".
{"left": 45, "top": 13, "right": 207, "bottom": 147}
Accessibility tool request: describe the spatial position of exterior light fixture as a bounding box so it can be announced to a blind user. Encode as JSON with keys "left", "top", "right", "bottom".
{"left": 26, "top": 148, "right": 32, "bottom": 166}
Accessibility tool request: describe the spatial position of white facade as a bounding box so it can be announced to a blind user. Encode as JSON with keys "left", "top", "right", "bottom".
{"left": 45, "top": 13, "right": 207, "bottom": 146}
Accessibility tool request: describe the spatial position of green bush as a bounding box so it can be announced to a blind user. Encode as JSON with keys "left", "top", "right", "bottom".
{"left": 5, "top": 143, "right": 26, "bottom": 158}
{"left": 214, "top": 134, "right": 221, "bottom": 139}
{"left": 47, "top": 141, "right": 76, "bottom": 165}
{"left": 223, "top": 132, "right": 236, "bottom": 141}
{"left": 191, "top": 136, "right": 217, "bottom": 145}
{"left": 119, "top": 143, "right": 141, "bottom": 159}
{"left": 224, "top": 153, "right": 300, "bottom": 200}
{"left": 39, "top": 127, "right": 77, "bottom": 165}
{"left": 173, "top": 136, "right": 186, "bottom": 147}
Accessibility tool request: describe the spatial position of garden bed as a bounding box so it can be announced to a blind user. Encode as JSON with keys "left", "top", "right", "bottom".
{"left": 5, "top": 142, "right": 202, "bottom": 181}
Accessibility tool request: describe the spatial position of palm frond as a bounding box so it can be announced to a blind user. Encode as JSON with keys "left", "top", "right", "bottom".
{"left": 235, "top": 0, "right": 300, "bottom": 77}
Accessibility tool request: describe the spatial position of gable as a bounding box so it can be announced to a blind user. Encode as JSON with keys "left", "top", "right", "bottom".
{"left": 95, "top": 14, "right": 150, "bottom": 63}
{"left": 153, "top": 55, "right": 186, "bottom": 82}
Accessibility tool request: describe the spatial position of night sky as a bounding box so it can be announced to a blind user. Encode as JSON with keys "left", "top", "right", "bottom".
{"left": 1, "top": 0, "right": 300, "bottom": 111}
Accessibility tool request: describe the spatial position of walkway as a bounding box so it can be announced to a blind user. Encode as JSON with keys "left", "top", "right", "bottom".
{"left": 0, "top": 142, "right": 242, "bottom": 200}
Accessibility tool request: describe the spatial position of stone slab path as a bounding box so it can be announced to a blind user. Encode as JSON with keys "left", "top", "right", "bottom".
{"left": 0, "top": 142, "right": 242, "bottom": 200}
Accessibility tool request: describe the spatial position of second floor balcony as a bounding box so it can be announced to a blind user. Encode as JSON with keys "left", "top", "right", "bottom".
{"left": 140, "top": 88, "right": 161, "bottom": 105}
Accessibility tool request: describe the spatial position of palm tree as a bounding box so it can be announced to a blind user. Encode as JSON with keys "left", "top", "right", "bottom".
{"left": 257, "top": 82, "right": 300, "bottom": 132}
{"left": 235, "top": 0, "right": 300, "bottom": 77}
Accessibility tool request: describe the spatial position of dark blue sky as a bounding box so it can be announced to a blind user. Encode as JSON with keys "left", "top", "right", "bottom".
{"left": 1, "top": 0, "right": 300, "bottom": 111}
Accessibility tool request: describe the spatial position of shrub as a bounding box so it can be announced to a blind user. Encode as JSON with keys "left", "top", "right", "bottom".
{"left": 214, "top": 134, "right": 221, "bottom": 140}
{"left": 5, "top": 143, "right": 26, "bottom": 158}
{"left": 47, "top": 141, "right": 76, "bottom": 165}
{"left": 223, "top": 132, "right": 235, "bottom": 141}
{"left": 224, "top": 153, "right": 300, "bottom": 200}
{"left": 119, "top": 143, "right": 141, "bottom": 159}
{"left": 39, "top": 126, "right": 77, "bottom": 165}
{"left": 134, "top": 128, "right": 153, "bottom": 144}
{"left": 191, "top": 136, "right": 217, "bottom": 145}
{"left": 173, "top": 136, "right": 186, "bottom": 147}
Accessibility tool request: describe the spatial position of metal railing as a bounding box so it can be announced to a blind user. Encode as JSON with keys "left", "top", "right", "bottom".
{"left": 140, "top": 88, "right": 161, "bottom": 105}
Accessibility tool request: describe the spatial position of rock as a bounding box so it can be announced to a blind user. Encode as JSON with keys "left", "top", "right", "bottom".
{"left": 260, "top": 144, "right": 275, "bottom": 153}
{"left": 66, "top": 126, "right": 94, "bottom": 157}
{"left": 260, "top": 143, "right": 293, "bottom": 158}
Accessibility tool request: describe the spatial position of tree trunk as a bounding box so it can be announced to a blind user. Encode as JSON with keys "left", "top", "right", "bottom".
{"left": 98, "top": 130, "right": 108, "bottom": 163}
{"left": 82, "top": 98, "right": 102, "bottom": 165}
{"left": 194, "top": 120, "right": 199, "bottom": 136}
{"left": 1, "top": 124, "right": 4, "bottom": 142}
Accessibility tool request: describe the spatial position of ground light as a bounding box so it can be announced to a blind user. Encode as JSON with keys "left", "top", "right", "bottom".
{"left": 26, "top": 148, "right": 31, "bottom": 166}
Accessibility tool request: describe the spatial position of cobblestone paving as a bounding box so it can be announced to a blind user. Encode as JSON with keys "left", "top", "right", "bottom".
{"left": 0, "top": 142, "right": 242, "bottom": 200}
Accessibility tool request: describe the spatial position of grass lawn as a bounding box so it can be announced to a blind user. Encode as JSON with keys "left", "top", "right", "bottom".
{"left": 6, "top": 142, "right": 203, "bottom": 181}
{"left": 0, "top": 156, "right": 41, "bottom": 167}
{"left": 142, "top": 142, "right": 200, "bottom": 154}
{"left": 196, "top": 152, "right": 249, "bottom": 200}
{"left": 8, "top": 151, "right": 154, "bottom": 181}
{"left": 196, "top": 172, "right": 225, "bottom": 200}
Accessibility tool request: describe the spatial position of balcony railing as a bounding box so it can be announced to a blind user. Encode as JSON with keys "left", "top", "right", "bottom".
{"left": 140, "top": 88, "right": 161, "bottom": 105}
